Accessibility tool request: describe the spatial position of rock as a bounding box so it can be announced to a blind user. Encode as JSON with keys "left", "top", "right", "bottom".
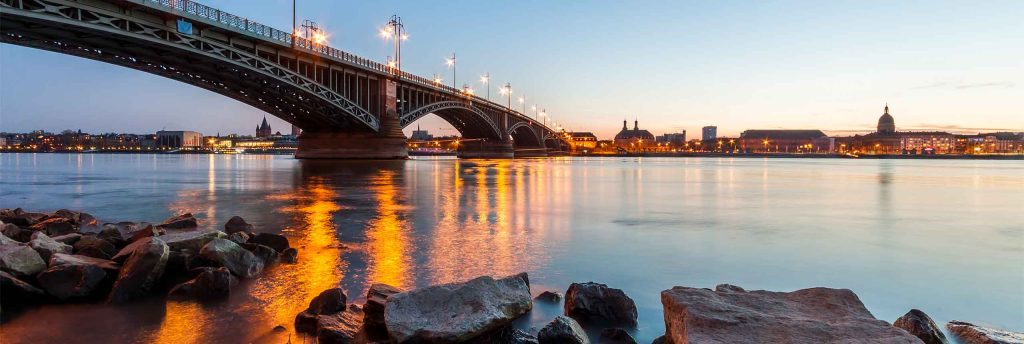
{"left": 29, "top": 232, "right": 73, "bottom": 261}
{"left": 157, "top": 213, "right": 198, "bottom": 229}
{"left": 0, "top": 232, "right": 20, "bottom": 245}
{"left": 564, "top": 282, "right": 638, "bottom": 326}
{"left": 946, "top": 321, "right": 1024, "bottom": 344}
{"left": 108, "top": 237, "right": 169, "bottom": 303}
{"left": 538, "top": 315, "right": 590, "bottom": 344}
{"left": 6, "top": 211, "right": 48, "bottom": 227}
{"left": 198, "top": 239, "right": 263, "bottom": 278}
{"left": 0, "top": 244, "right": 46, "bottom": 277}
{"left": 295, "top": 310, "right": 320, "bottom": 334}
{"left": 660, "top": 285, "right": 923, "bottom": 344}
{"left": 273, "top": 325, "right": 286, "bottom": 332}
{"left": 127, "top": 224, "right": 162, "bottom": 244}
{"left": 651, "top": 335, "right": 666, "bottom": 344}
{"left": 472, "top": 327, "right": 538, "bottom": 344}
{"left": 281, "top": 247, "right": 298, "bottom": 264}
{"left": 249, "top": 233, "right": 289, "bottom": 252}
{"left": 385, "top": 273, "right": 532, "bottom": 343}
{"left": 600, "top": 328, "right": 637, "bottom": 344}
{"left": 168, "top": 267, "right": 238, "bottom": 301}
{"left": 163, "top": 250, "right": 194, "bottom": 282}
{"left": 29, "top": 217, "right": 76, "bottom": 236}
{"left": 894, "top": 309, "right": 948, "bottom": 344}
{"left": 0, "top": 270, "right": 45, "bottom": 307}
{"left": 714, "top": 284, "right": 746, "bottom": 292}
{"left": 53, "top": 209, "right": 98, "bottom": 228}
{"left": 224, "top": 216, "right": 254, "bottom": 234}
{"left": 227, "top": 231, "right": 249, "bottom": 245}
{"left": 160, "top": 229, "right": 225, "bottom": 253}
{"left": 51, "top": 233, "right": 83, "bottom": 246}
{"left": 308, "top": 287, "right": 348, "bottom": 315}
{"left": 242, "top": 243, "right": 278, "bottom": 266}
{"left": 317, "top": 304, "right": 368, "bottom": 344}
{"left": 98, "top": 226, "right": 128, "bottom": 248}
{"left": 2, "top": 223, "right": 33, "bottom": 242}
{"left": 364, "top": 283, "right": 402, "bottom": 332}
{"left": 112, "top": 236, "right": 165, "bottom": 263}
{"left": 73, "top": 235, "right": 117, "bottom": 259}
{"left": 536, "top": 290, "right": 563, "bottom": 302}
{"left": 37, "top": 253, "right": 119, "bottom": 300}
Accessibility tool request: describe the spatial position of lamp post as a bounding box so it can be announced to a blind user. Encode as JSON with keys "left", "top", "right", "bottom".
{"left": 446, "top": 53, "right": 456, "bottom": 88}
{"left": 499, "top": 82, "right": 512, "bottom": 109}
{"left": 518, "top": 96, "right": 525, "bottom": 114}
{"left": 381, "top": 15, "right": 407, "bottom": 71}
{"left": 480, "top": 73, "right": 490, "bottom": 101}
{"left": 531, "top": 105, "right": 538, "bottom": 121}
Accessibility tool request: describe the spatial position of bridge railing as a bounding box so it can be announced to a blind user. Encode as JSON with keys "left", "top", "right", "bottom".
{"left": 144, "top": 0, "right": 557, "bottom": 134}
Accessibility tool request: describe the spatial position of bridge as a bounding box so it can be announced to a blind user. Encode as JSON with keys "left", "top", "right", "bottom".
{"left": 0, "top": 0, "right": 570, "bottom": 158}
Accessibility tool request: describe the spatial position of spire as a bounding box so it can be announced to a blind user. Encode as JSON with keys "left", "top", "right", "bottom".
{"left": 634, "top": 118, "right": 638, "bottom": 131}
{"left": 623, "top": 119, "right": 627, "bottom": 130}
{"left": 884, "top": 103, "right": 889, "bottom": 114}
{"left": 260, "top": 116, "right": 269, "bottom": 130}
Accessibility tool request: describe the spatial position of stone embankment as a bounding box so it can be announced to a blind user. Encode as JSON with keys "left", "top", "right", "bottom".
{"left": 1, "top": 209, "right": 297, "bottom": 311}
{"left": 294, "top": 276, "right": 1023, "bottom": 344}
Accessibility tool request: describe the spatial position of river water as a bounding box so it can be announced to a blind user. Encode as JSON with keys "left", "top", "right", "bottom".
{"left": 0, "top": 153, "right": 1021, "bottom": 343}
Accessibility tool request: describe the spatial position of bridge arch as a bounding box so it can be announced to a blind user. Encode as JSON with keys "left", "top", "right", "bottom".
{"left": 401, "top": 101, "right": 504, "bottom": 141}
{"left": 507, "top": 121, "right": 544, "bottom": 148}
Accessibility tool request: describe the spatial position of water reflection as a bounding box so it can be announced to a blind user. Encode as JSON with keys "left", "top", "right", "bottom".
{"left": 365, "top": 169, "right": 414, "bottom": 289}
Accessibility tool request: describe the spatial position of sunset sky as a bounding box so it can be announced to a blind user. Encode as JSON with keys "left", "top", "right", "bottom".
{"left": 1, "top": 0, "right": 1021, "bottom": 139}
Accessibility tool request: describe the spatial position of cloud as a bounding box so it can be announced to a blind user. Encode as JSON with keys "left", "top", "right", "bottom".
{"left": 912, "top": 81, "right": 1015, "bottom": 91}
{"left": 953, "top": 81, "right": 1015, "bottom": 89}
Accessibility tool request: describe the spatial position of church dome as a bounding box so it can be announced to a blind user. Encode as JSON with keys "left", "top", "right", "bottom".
{"left": 877, "top": 104, "right": 895, "bottom": 134}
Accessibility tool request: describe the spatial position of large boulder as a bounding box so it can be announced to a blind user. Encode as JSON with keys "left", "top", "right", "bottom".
{"left": 249, "top": 233, "right": 289, "bottom": 253}
{"left": 30, "top": 217, "right": 77, "bottom": 236}
{"left": 157, "top": 213, "right": 198, "bottom": 229}
{"left": 894, "top": 309, "right": 948, "bottom": 344}
{"left": 472, "top": 327, "right": 538, "bottom": 344}
{"left": 538, "top": 315, "right": 590, "bottom": 344}
{"left": 317, "top": 304, "right": 369, "bottom": 344}
{"left": 946, "top": 321, "right": 1024, "bottom": 344}
{"left": 364, "top": 283, "right": 402, "bottom": 332}
{"left": 536, "top": 290, "right": 563, "bottom": 303}
{"left": 37, "top": 253, "right": 119, "bottom": 300}
{"left": 107, "top": 237, "right": 169, "bottom": 303}
{"left": 97, "top": 226, "right": 128, "bottom": 249}
{"left": 0, "top": 270, "right": 45, "bottom": 307}
{"left": 242, "top": 243, "right": 278, "bottom": 267}
{"left": 224, "top": 216, "right": 254, "bottom": 234}
{"left": 29, "top": 232, "right": 73, "bottom": 260}
{"left": 160, "top": 229, "right": 225, "bottom": 252}
{"left": 168, "top": 267, "right": 238, "bottom": 301}
{"left": 385, "top": 273, "right": 532, "bottom": 343}
{"left": 295, "top": 287, "right": 348, "bottom": 333}
{"left": 53, "top": 209, "right": 98, "bottom": 228}
{"left": 2, "top": 223, "right": 33, "bottom": 242}
{"left": 600, "top": 328, "right": 637, "bottom": 344}
{"left": 127, "top": 224, "right": 163, "bottom": 244}
{"left": 198, "top": 239, "right": 263, "bottom": 278}
{"left": 73, "top": 235, "right": 118, "bottom": 259}
{"left": 4, "top": 210, "right": 48, "bottom": 227}
{"left": 0, "top": 244, "right": 46, "bottom": 277}
{"left": 227, "top": 232, "right": 250, "bottom": 245}
{"left": 281, "top": 247, "right": 298, "bottom": 264}
{"left": 660, "top": 285, "right": 923, "bottom": 344}
{"left": 0, "top": 232, "right": 20, "bottom": 245}
{"left": 564, "top": 282, "right": 638, "bottom": 326}
{"left": 51, "top": 233, "right": 83, "bottom": 246}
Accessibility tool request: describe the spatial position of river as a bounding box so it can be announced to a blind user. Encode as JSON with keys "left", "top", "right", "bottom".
{"left": 0, "top": 153, "right": 1021, "bottom": 343}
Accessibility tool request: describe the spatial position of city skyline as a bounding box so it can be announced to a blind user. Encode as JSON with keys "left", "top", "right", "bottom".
{"left": 1, "top": 1, "right": 1022, "bottom": 138}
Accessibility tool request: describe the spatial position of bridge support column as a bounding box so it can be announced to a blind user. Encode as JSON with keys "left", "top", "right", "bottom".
{"left": 295, "top": 79, "right": 408, "bottom": 159}
{"left": 457, "top": 140, "right": 515, "bottom": 159}
{"left": 514, "top": 148, "right": 548, "bottom": 158}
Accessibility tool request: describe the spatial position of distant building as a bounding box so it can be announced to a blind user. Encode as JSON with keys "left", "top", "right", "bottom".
{"left": 656, "top": 132, "right": 686, "bottom": 146}
{"left": 568, "top": 132, "right": 598, "bottom": 151}
{"left": 614, "top": 119, "right": 656, "bottom": 151}
{"left": 852, "top": 104, "right": 956, "bottom": 154}
{"left": 702, "top": 126, "right": 717, "bottom": 141}
{"left": 256, "top": 116, "right": 272, "bottom": 138}
{"left": 156, "top": 131, "right": 203, "bottom": 148}
{"left": 410, "top": 124, "right": 433, "bottom": 141}
{"left": 960, "top": 132, "right": 1024, "bottom": 154}
{"left": 740, "top": 129, "right": 830, "bottom": 152}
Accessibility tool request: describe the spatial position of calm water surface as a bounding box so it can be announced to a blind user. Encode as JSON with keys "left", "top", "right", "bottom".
{"left": 0, "top": 153, "right": 1021, "bottom": 343}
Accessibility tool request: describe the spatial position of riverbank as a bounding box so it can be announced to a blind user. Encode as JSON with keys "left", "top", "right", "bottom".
{"left": 4, "top": 150, "right": 1022, "bottom": 159}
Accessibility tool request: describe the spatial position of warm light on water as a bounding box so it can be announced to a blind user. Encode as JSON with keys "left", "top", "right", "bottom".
{"left": 0, "top": 154, "right": 1021, "bottom": 343}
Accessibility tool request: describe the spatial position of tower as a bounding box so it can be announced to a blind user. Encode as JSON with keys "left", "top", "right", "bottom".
{"left": 877, "top": 103, "right": 895, "bottom": 134}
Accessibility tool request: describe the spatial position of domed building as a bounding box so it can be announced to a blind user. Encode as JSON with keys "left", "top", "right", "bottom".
{"left": 877, "top": 104, "right": 896, "bottom": 133}
{"left": 850, "top": 104, "right": 955, "bottom": 154}
{"left": 614, "top": 119, "right": 656, "bottom": 152}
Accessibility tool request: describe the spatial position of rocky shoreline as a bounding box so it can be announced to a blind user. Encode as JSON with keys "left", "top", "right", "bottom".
{"left": 3, "top": 208, "right": 1023, "bottom": 343}
{"left": 1, "top": 208, "right": 296, "bottom": 313}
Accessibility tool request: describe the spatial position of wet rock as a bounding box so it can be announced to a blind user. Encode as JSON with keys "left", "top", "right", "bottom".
{"left": 364, "top": 283, "right": 402, "bottom": 332}
{"left": 242, "top": 243, "right": 278, "bottom": 267}
{"left": 53, "top": 209, "right": 98, "bottom": 228}
{"left": 160, "top": 229, "right": 225, "bottom": 253}
{"left": 224, "top": 216, "right": 254, "bottom": 234}
{"left": 168, "top": 267, "right": 238, "bottom": 301}
{"left": 249, "top": 233, "right": 289, "bottom": 253}
{"left": 946, "top": 321, "right": 1024, "bottom": 344}
{"left": 6, "top": 211, "right": 48, "bottom": 227}
{"left": 894, "top": 309, "right": 948, "bottom": 344}
{"left": 309, "top": 287, "right": 348, "bottom": 315}
{"left": 0, "top": 270, "right": 45, "bottom": 307}
{"left": 161, "top": 250, "right": 194, "bottom": 284}
{"left": 2, "top": 223, "right": 33, "bottom": 242}
{"left": 538, "top": 315, "right": 589, "bottom": 344}
{"left": 472, "top": 327, "right": 538, "bottom": 344}
{"left": 651, "top": 335, "right": 666, "bottom": 344}
{"left": 0, "top": 232, "right": 20, "bottom": 245}
{"left": 273, "top": 325, "right": 286, "bottom": 332}
{"left": 73, "top": 235, "right": 117, "bottom": 260}
{"left": 51, "top": 233, "right": 83, "bottom": 246}
{"left": 127, "top": 224, "right": 162, "bottom": 244}
{"left": 660, "top": 285, "right": 922, "bottom": 344}
{"left": 108, "top": 237, "right": 169, "bottom": 303}
{"left": 536, "top": 290, "right": 563, "bottom": 302}
{"left": 0, "top": 244, "right": 46, "bottom": 277}
{"left": 29, "top": 232, "right": 73, "bottom": 261}
{"left": 317, "top": 304, "right": 368, "bottom": 344}
{"left": 385, "top": 273, "right": 532, "bottom": 343}
{"left": 30, "top": 217, "right": 76, "bottom": 236}
{"left": 281, "top": 247, "right": 298, "bottom": 264}
{"left": 564, "top": 282, "right": 638, "bottom": 326}
{"left": 37, "top": 253, "right": 119, "bottom": 300}
{"left": 714, "top": 284, "right": 746, "bottom": 292}
{"left": 98, "top": 226, "right": 128, "bottom": 249}
{"left": 227, "top": 231, "right": 250, "bottom": 245}
{"left": 600, "top": 328, "right": 637, "bottom": 344}
{"left": 198, "top": 239, "right": 263, "bottom": 278}
{"left": 157, "top": 213, "right": 198, "bottom": 229}
{"left": 295, "top": 310, "right": 320, "bottom": 334}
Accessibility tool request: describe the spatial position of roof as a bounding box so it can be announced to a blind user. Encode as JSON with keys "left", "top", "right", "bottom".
{"left": 615, "top": 129, "right": 655, "bottom": 140}
{"left": 569, "top": 132, "right": 597, "bottom": 138}
{"left": 740, "top": 130, "right": 826, "bottom": 140}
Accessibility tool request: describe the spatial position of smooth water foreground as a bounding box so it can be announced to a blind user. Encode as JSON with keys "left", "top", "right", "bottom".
{"left": 0, "top": 153, "right": 1021, "bottom": 343}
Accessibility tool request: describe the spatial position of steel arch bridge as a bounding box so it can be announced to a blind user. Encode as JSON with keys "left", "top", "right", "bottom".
{"left": 0, "top": 0, "right": 569, "bottom": 158}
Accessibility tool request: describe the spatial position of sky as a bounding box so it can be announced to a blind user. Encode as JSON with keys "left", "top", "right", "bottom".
{"left": 1, "top": 0, "right": 1022, "bottom": 139}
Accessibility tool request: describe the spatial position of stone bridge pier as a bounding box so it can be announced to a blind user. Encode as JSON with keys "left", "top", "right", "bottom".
{"left": 457, "top": 140, "right": 515, "bottom": 159}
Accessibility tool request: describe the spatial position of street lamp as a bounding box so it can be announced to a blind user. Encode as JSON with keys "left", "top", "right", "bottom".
{"left": 380, "top": 15, "right": 407, "bottom": 71}
{"left": 518, "top": 96, "right": 525, "bottom": 114}
{"left": 531, "top": 105, "right": 538, "bottom": 121}
{"left": 498, "top": 82, "right": 512, "bottom": 109}
{"left": 432, "top": 73, "right": 442, "bottom": 86}
{"left": 446, "top": 53, "right": 456, "bottom": 88}
{"left": 480, "top": 73, "right": 490, "bottom": 101}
